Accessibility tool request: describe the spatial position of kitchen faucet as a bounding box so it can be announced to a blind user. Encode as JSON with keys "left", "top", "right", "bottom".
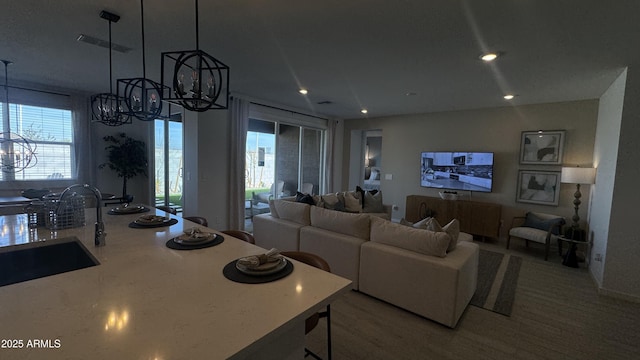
{"left": 59, "top": 184, "right": 106, "bottom": 246}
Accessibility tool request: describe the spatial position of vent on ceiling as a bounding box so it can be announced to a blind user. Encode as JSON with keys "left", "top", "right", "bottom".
{"left": 317, "top": 100, "right": 333, "bottom": 105}
{"left": 76, "top": 34, "right": 132, "bottom": 53}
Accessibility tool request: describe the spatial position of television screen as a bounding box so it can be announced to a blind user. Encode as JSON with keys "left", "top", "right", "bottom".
{"left": 420, "top": 152, "right": 494, "bottom": 192}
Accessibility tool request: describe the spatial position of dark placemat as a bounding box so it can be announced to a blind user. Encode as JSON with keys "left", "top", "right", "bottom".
{"left": 223, "top": 259, "right": 294, "bottom": 284}
{"left": 108, "top": 207, "right": 151, "bottom": 215}
{"left": 128, "top": 218, "right": 178, "bottom": 229}
{"left": 166, "top": 234, "right": 224, "bottom": 250}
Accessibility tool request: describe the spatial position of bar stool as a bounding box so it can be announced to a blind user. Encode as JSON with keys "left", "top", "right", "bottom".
{"left": 183, "top": 216, "right": 208, "bottom": 227}
{"left": 281, "top": 251, "right": 332, "bottom": 360}
{"left": 220, "top": 230, "right": 255, "bottom": 244}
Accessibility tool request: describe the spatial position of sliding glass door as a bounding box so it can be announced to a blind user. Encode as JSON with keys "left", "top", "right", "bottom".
{"left": 154, "top": 117, "right": 183, "bottom": 212}
{"left": 246, "top": 119, "right": 276, "bottom": 203}
{"left": 245, "top": 118, "right": 324, "bottom": 229}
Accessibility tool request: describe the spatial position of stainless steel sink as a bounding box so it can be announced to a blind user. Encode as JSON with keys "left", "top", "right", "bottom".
{"left": 0, "top": 237, "right": 99, "bottom": 287}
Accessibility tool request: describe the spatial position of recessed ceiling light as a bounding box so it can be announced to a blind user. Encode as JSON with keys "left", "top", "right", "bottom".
{"left": 299, "top": 89, "right": 308, "bottom": 95}
{"left": 406, "top": 92, "right": 417, "bottom": 96}
{"left": 361, "top": 109, "right": 368, "bottom": 114}
{"left": 480, "top": 52, "right": 499, "bottom": 62}
{"left": 503, "top": 94, "right": 516, "bottom": 100}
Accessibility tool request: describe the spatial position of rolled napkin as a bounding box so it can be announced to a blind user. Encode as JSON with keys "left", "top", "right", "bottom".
{"left": 183, "top": 227, "right": 210, "bottom": 238}
{"left": 136, "top": 214, "right": 166, "bottom": 223}
{"left": 176, "top": 227, "right": 213, "bottom": 242}
{"left": 237, "top": 248, "right": 282, "bottom": 269}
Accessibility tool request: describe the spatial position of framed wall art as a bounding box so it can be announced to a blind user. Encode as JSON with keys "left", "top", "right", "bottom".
{"left": 520, "top": 130, "right": 565, "bottom": 165}
{"left": 516, "top": 170, "right": 561, "bottom": 206}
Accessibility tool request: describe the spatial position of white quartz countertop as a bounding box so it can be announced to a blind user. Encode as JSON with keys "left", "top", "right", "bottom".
{"left": 0, "top": 207, "right": 351, "bottom": 359}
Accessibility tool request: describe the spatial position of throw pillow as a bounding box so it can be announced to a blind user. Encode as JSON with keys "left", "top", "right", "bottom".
{"left": 370, "top": 217, "right": 450, "bottom": 258}
{"left": 399, "top": 217, "right": 431, "bottom": 229}
{"left": 342, "top": 191, "right": 362, "bottom": 213}
{"left": 356, "top": 186, "right": 379, "bottom": 210}
{"left": 523, "top": 212, "right": 565, "bottom": 235}
{"left": 362, "top": 190, "right": 384, "bottom": 213}
{"left": 425, "top": 218, "right": 460, "bottom": 252}
{"left": 321, "top": 193, "right": 345, "bottom": 211}
{"left": 295, "top": 191, "right": 315, "bottom": 205}
{"left": 442, "top": 219, "right": 460, "bottom": 252}
{"left": 268, "top": 199, "right": 279, "bottom": 218}
{"left": 312, "top": 194, "right": 324, "bottom": 208}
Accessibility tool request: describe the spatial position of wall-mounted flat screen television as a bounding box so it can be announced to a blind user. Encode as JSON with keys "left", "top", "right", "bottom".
{"left": 420, "top": 151, "right": 494, "bottom": 192}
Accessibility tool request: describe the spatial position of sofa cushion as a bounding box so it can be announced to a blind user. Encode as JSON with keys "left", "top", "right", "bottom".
{"left": 310, "top": 205, "right": 371, "bottom": 240}
{"left": 509, "top": 226, "right": 549, "bottom": 244}
{"left": 425, "top": 218, "right": 460, "bottom": 252}
{"left": 370, "top": 217, "right": 450, "bottom": 258}
{"left": 272, "top": 200, "right": 311, "bottom": 225}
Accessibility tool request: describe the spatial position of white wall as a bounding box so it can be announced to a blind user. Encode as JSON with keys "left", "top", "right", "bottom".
{"left": 92, "top": 116, "right": 151, "bottom": 205}
{"left": 185, "top": 109, "right": 231, "bottom": 229}
{"left": 342, "top": 100, "right": 599, "bottom": 237}
{"left": 589, "top": 69, "right": 626, "bottom": 288}
{"left": 602, "top": 65, "right": 640, "bottom": 299}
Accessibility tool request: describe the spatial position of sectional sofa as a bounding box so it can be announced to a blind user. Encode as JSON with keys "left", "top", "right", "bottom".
{"left": 253, "top": 195, "right": 479, "bottom": 328}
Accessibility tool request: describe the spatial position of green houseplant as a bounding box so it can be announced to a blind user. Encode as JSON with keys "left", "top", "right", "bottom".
{"left": 99, "top": 133, "right": 148, "bottom": 199}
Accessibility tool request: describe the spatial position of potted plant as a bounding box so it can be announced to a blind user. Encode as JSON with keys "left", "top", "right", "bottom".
{"left": 99, "top": 133, "right": 148, "bottom": 199}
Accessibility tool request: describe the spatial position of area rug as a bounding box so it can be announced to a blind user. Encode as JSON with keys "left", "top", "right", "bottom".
{"left": 470, "top": 249, "right": 522, "bottom": 316}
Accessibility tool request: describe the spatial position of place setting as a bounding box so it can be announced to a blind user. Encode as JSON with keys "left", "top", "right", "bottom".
{"left": 223, "top": 248, "right": 293, "bottom": 284}
{"left": 108, "top": 203, "right": 150, "bottom": 215}
{"left": 128, "top": 214, "right": 178, "bottom": 229}
{"left": 166, "top": 227, "right": 224, "bottom": 250}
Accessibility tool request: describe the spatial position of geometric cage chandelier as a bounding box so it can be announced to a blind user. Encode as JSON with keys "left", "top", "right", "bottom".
{"left": 117, "top": 0, "right": 167, "bottom": 122}
{"left": 161, "top": 0, "right": 229, "bottom": 112}
{"left": 90, "top": 10, "right": 132, "bottom": 126}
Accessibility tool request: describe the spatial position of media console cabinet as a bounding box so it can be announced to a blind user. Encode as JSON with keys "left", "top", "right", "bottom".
{"left": 405, "top": 195, "right": 502, "bottom": 239}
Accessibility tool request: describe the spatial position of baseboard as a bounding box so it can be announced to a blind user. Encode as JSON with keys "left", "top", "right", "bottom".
{"left": 589, "top": 269, "right": 640, "bottom": 303}
{"left": 597, "top": 287, "right": 640, "bottom": 303}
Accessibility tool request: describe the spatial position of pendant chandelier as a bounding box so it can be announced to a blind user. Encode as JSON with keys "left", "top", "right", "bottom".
{"left": 117, "top": 0, "right": 167, "bottom": 122}
{"left": 161, "top": 0, "right": 229, "bottom": 112}
{"left": 1, "top": 60, "right": 38, "bottom": 173}
{"left": 90, "top": 11, "right": 131, "bottom": 126}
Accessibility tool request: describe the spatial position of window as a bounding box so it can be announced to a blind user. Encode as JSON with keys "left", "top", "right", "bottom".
{"left": 1, "top": 102, "right": 75, "bottom": 181}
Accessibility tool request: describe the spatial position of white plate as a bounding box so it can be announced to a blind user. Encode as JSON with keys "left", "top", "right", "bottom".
{"left": 236, "top": 258, "right": 287, "bottom": 276}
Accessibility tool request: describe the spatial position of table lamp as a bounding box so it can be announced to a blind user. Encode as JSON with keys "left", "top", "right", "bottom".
{"left": 561, "top": 166, "right": 596, "bottom": 230}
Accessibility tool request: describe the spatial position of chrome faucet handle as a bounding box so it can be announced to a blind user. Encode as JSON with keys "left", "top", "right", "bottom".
{"left": 95, "top": 221, "right": 106, "bottom": 246}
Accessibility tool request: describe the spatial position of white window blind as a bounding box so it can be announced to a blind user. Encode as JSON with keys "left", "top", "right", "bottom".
{"left": 1, "top": 102, "right": 75, "bottom": 181}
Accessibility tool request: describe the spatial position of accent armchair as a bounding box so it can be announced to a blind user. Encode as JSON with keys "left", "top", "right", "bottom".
{"left": 507, "top": 212, "right": 566, "bottom": 260}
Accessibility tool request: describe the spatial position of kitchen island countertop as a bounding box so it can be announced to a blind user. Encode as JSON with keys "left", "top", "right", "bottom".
{"left": 0, "top": 208, "right": 351, "bottom": 359}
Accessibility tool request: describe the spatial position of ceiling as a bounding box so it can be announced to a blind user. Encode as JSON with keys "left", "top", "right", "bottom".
{"left": 1, "top": 0, "right": 639, "bottom": 119}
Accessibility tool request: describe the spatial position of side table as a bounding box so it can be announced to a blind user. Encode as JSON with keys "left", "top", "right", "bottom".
{"left": 557, "top": 229, "right": 589, "bottom": 268}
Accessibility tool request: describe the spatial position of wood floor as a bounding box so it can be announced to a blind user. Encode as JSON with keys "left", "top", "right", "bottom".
{"left": 305, "top": 239, "right": 640, "bottom": 359}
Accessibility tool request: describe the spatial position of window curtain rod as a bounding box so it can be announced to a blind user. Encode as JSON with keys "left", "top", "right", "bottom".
{"left": 3, "top": 85, "right": 71, "bottom": 98}
{"left": 247, "top": 100, "right": 329, "bottom": 121}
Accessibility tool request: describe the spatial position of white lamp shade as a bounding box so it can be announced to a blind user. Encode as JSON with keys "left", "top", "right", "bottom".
{"left": 561, "top": 167, "right": 596, "bottom": 184}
